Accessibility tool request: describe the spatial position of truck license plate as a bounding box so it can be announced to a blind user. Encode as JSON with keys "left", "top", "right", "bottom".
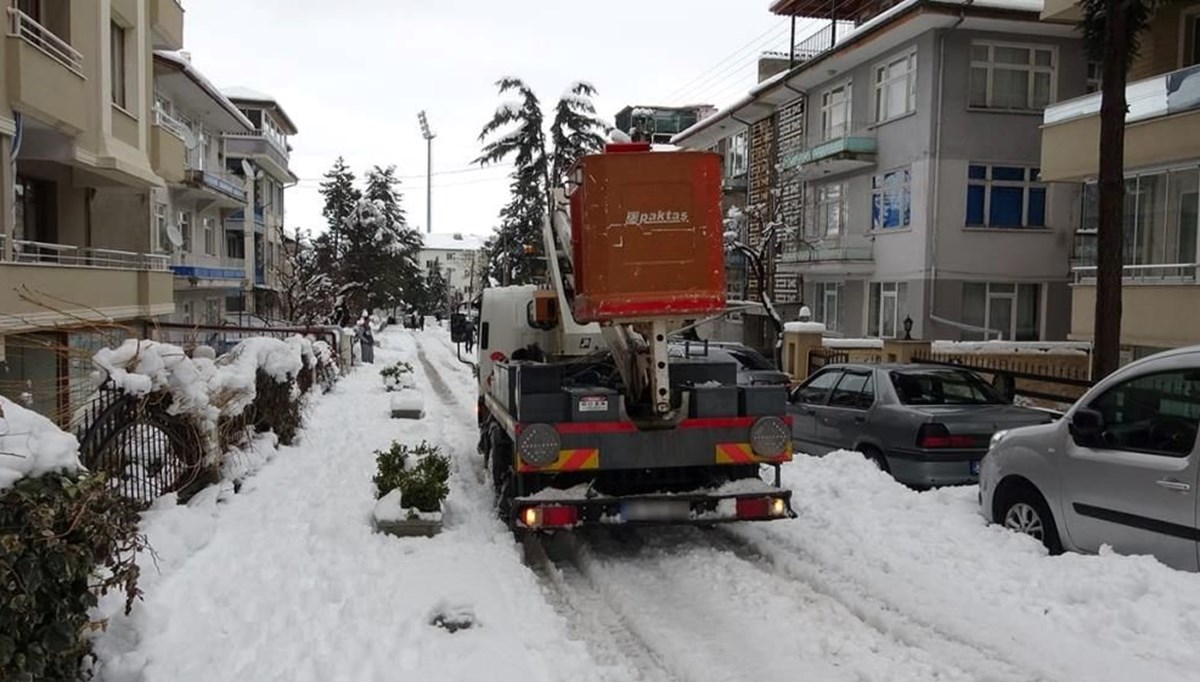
{"left": 579, "top": 396, "right": 609, "bottom": 412}
{"left": 621, "top": 500, "right": 690, "bottom": 522}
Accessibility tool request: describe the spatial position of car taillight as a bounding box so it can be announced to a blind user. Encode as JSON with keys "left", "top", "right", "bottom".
{"left": 917, "top": 423, "right": 976, "bottom": 449}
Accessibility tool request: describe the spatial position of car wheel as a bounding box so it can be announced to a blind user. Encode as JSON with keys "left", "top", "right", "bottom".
{"left": 998, "top": 486, "right": 1063, "bottom": 554}
{"left": 859, "top": 445, "right": 890, "bottom": 473}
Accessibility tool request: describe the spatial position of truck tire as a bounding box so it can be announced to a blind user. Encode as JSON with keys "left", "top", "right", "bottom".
{"left": 489, "top": 433, "right": 515, "bottom": 523}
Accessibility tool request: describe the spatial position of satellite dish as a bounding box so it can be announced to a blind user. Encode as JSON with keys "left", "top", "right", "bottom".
{"left": 166, "top": 222, "right": 184, "bottom": 248}
{"left": 181, "top": 127, "right": 199, "bottom": 150}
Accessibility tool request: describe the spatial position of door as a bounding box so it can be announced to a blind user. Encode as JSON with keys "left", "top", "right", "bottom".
{"left": 821, "top": 370, "right": 875, "bottom": 450}
{"left": 1060, "top": 366, "right": 1200, "bottom": 571}
{"left": 789, "top": 369, "right": 842, "bottom": 455}
{"left": 987, "top": 288, "right": 1015, "bottom": 341}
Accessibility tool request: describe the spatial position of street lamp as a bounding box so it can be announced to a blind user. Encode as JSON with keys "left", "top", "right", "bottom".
{"left": 417, "top": 110, "right": 435, "bottom": 235}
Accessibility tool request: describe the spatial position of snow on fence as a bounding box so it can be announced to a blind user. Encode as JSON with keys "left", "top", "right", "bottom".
{"left": 79, "top": 334, "right": 341, "bottom": 506}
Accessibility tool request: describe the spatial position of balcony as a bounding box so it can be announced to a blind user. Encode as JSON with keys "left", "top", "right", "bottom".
{"left": 185, "top": 168, "right": 247, "bottom": 205}
{"left": 1041, "top": 63, "right": 1200, "bottom": 181}
{"left": 226, "top": 207, "right": 266, "bottom": 235}
{"left": 151, "top": 112, "right": 187, "bottom": 184}
{"left": 225, "top": 133, "right": 291, "bottom": 180}
{"left": 780, "top": 242, "right": 874, "bottom": 275}
{"left": 0, "top": 239, "right": 174, "bottom": 333}
{"left": 781, "top": 122, "right": 876, "bottom": 178}
{"left": 150, "top": 0, "right": 184, "bottom": 50}
{"left": 5, "top": 7, "right": 86, "bottom": 133}
{"left": 1070, "top": 270, "right": 1200, "bottom": 349}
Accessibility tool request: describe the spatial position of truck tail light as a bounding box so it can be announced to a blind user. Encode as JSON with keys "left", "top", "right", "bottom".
{"left": 917, "top": 423, "right": 976, "bottom": 449}
{"left": 519, "top": 505, "right": 578, "bottom": 529}
{"left": 736, "top": 496, "right": 788, "bottom": 520}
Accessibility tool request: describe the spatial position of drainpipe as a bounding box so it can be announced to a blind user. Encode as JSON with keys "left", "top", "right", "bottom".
{"left": 4, "top": 113, "right": 22, "bottom": 262}
{"left": 927, "top": 3, "right": 973, "bottom": 338}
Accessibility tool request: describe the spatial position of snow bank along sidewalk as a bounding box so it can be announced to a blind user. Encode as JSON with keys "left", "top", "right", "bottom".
{"left": 93, "top": 328, "right": 609, "bottom": 682}
{"left": 733, "top": 452, "right": 1200, "bottom": 682}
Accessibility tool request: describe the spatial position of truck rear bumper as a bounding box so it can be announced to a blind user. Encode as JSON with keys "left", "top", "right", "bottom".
{"left": 511, "top": 487, "right": 795, "bottom": 532}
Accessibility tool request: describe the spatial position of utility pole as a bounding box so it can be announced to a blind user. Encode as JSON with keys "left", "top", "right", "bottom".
{"left": 418, "top": 111, "right": 435, "bottom": 235}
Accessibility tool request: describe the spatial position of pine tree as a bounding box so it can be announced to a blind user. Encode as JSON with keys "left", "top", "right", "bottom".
{"left": 422, "top": 261, "right": 449, "bottom": 316}
{"left": 364, "top": 165, "right": 423, "bottom": 308}
{"left": 475, "top": 78, "right": 550, "bottom": 285}
{"left": 318, "top": 157, "right": 360, "bottom": 263}
{"left": 549, "top": 81, "right": 609, "bottom": 189}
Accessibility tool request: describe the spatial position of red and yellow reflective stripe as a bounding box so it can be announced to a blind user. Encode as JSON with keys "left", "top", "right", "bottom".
{"left": 517, "top": 448, "right": 601, "bottom": 473}
{"left": 716, "top": 442, "right": 793, "bottom": 465}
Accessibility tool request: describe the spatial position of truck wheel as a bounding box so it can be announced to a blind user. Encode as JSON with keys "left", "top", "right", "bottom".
{"left": 489, "top": 435, "right": 514, "bottom": 522}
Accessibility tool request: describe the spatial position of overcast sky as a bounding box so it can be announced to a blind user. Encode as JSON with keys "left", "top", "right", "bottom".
{"left": 184, "top": 1, "right": 796, "bottom": 241}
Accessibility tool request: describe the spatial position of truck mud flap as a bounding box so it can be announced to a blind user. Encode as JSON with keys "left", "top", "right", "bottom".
{"left": 509, "top": 489, "right": 795, "bottom": 532}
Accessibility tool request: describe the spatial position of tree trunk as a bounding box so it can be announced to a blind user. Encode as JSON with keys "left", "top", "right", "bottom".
{"left": 1092, "top": 0, "right": 1129, "bottom": 380}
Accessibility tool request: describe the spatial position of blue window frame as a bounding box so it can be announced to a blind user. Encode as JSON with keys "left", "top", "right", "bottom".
{"left": 872, "top": 167, "right": 912, "bottom": 230}
{"left": 966, "top": 164, "right": 1047, "bottom": 228}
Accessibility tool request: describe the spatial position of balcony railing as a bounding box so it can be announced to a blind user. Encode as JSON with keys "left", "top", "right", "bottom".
{"left": 186, "top": 168, "right": 247, "bottom": 202}
{"left": 1072, "top": 263, "right": 1198, "bottom": 284}
{"left": 1046, "top": 62, "right": 1200, "bottom": 126}
{"left": 155, "top": 106, "right": 190, "bottom": 142}
{"left": 1, "top": 238, "right": 170, "bottom": 271}
{"left": 781, "top": 120, "right": 877, "bottom": 171}
{"left": 7, "top": 6, "right": 83, "bottom": 77}
{"left": 784, "top": 244, "right": 874, "bottom": 264}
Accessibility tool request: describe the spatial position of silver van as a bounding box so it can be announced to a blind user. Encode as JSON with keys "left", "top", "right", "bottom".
{"left": 980, "top": 346, "right": 1200, "bottom": 571}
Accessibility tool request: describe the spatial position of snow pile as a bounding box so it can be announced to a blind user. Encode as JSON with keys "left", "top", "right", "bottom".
{"left": 733, "top": 452, "right": 1200, "bottom": 682}
{"left": 0, "top": 396, "right": 82, "bottom": 490}
{"left": 932, "top": 340, "right": 1090, "bottom": 355}
{"left": 94, "top": 340, "right": 214, "bottom": 417}
{"left": 220, "top": 431, "right": 281, "bottom": 484}
{"left": 823, "top": 337, "right": 884, "bottom": 349}
{"left": 783, "top": 321, "right": 826, "bottom": 333}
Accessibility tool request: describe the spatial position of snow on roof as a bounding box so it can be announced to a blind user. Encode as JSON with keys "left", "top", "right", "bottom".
{"left": 222, "top": 86, "right": 276, "bottom": 102}
{"left": 420, "top": 232, "right": 487, "bottom": 252}
{"left": 154, "top": 51, "right": 254, "bottom": 132}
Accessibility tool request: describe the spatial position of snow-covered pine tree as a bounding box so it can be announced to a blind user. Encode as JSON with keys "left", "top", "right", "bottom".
{"left": 475, "top": 78, "right": 550, "bottom": 286}
{"left": 317, "top": 157, "right": 360, "bottom": 270}
{"left": 421, "top": 260, "right": 449, "bottom": 316}
{"left": 550, "top": 81, "right": 610, "bottom": 189}
{"left": 364, "top": 165, "right": 423, "bottom": 308}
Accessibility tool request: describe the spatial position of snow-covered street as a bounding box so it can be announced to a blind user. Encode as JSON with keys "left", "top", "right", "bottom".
{"left": 92, "top": 326, "right": 1200, "bottom": 682}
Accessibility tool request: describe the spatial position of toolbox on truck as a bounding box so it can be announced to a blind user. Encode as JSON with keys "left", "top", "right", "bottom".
{"left": 739, "top": 385, "right": 788, "bottom": 416}
{"left": 564, "top": 386, "right": 620, "bottom": 423}
{"left": 568, "top": 148, "right": 727, "bottom": 323}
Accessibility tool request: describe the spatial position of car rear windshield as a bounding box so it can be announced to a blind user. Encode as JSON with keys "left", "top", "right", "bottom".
{"left": 728, "top": 348, "right": 775, "bottom": 370}
{"left": 889, "top": 369, "right": 1005, "bottom": 405}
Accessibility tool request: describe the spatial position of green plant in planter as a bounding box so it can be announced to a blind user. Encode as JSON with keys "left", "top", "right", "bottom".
{"left": 372, "top": 440, "right": 450, "bottom": 515}
{"left": 379, "top": 361, "right": 413, "bottom": 383}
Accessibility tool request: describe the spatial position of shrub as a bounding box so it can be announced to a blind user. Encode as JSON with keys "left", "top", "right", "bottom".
{"left": 372, "top": 441, "right": 450, "bottom": 514}
{"left": 250, "top": 370, "right": 302, "bottom": 447}
{"left": 0, "top": 474, "right": 144, "bottom": 681}
{"left": 379, "top": 362, "right": 414, "bottom": 391}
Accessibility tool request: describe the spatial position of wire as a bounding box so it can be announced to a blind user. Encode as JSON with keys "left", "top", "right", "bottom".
{"left": 291, "top": 162, "right": 515, "bottom": 184}
{"left": 663, "top": 21, "right": 790, "bottom": 103}
{"left": 670, "top": 30, "right": 792, "bottom": 105}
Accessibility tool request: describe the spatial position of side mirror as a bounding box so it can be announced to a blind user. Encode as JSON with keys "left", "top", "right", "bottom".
{"left": 1069, "top": 407, "right": 1105, "bottom": 447}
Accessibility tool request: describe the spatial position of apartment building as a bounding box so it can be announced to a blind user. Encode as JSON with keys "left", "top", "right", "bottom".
{"left": 419, "top": 232, "right": 485, "bottom": 307}
{"left": 675, "top": 0, "right": 1087, "bottom": 343}
{"left": 150, "top": 49, "right": 254, "bottom": 327}
{"left": 1039, "top": 0, "right": 1200, "bottom": 358}
{"left": 0, "top": 0, "right": 182, "bottom": 421}
{"left": 221, "top": 87, "right": 298, "bottom": 321}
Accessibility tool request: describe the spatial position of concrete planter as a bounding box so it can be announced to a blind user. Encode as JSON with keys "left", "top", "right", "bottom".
{"left": 373, "top": 489, "right": 443, "bottom": 537}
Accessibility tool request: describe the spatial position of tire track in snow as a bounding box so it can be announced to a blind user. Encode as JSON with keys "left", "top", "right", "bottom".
{"left": 720, "top": 525, "right": 1049, "bottom": 682}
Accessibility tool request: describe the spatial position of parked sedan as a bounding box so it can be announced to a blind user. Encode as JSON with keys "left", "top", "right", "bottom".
{"left": 788, "top": 363, "right": 1056, "bottom": 487}
{"left": 981, "top": 346, "right": 1200, "bottom": 570}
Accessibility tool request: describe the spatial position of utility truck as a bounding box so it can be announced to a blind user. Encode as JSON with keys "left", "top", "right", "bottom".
{"left": 476, "top": 142, "right": 794, "bottom": 532}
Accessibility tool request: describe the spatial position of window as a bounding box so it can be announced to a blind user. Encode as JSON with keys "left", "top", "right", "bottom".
{"left": 872, "top": 167, "right": 911, "bottom": 230}
{"left": 1077, "top": 167, "right": 1199, "bottom": 269}
{"left": 205, "top": 299, "right": 220, "bottom": 325}
{"left": 226, "top": 231, "right": 245, "bottom": 259}
{"left": 16, "top": 175, "right": 55, "bottom": 245}
{"left": 1088, "top": 370, "right": 1200, "bottom": 457}
{"left": 966, "top": 165, "right": 1046, "bottom": 228}
{"left": 181, "top": 301, "right": 194, "bottom": 324}
{"left": 874, "top": 50, "right": 917, "bottom": 122}
{"left": 796, "top": 369, "right": 842, "bottom": 404}
{"left": 17, "top": 0, "right": 42, "bottom": 22}
{"left": 890, "top": 369, "right": 1005, "bottom": 406}
{"left": 203, "top": 217, "right": 216, "bottom": 256}
{"left": 154, "top": 203, "right": 168, "bottom": 252}
{"left": 814, "top": 183, "right": 846, "bottom": 237}
{"left": 1086, "top": 61, "right": 1102, "bottom": 94}
{"left": 829, "top": 372, "right": 875, "bottom": 410}
{"left": 725, "top": 131, "right": 748, "bottom": 178}
{"left": 868, "top": 282, "right": 908, "bottom": 338}
{"left": 821, "top": 82, "right": 851, "bottom": 140}
{"left": 110, "top": 22, "right": 127, "bottom": 109}
{"left": 1186, "top": 10, "right": 1200, "bottom": 68}
{"left": 962, "top": 282, "right": 1041, "bottom": 341}
{"left": 814, "top": 282, "right": 840, "bottom": 331}
{"left": 178, "top": 211, "right": 192, "bottom": 253}
{"left": 969, "top": 42, "right": 1056, "bottom": 110}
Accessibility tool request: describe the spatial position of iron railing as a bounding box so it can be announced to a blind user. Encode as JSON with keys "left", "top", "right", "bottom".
{"left": 154, "top": 105, "right": 189, "bottom": 142}
{"left": 1072, "top": 263, "right": 1199, "bottom": 284}
{"left": 7, "top": 5, "right": 84, "bottom": 76}
{"left": 1, "top": 238, "right": 171, "bottom": 271}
